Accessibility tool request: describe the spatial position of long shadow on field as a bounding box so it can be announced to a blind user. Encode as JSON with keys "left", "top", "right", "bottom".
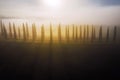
{"left": 0, "top": 42, "right": 120, "bottom": 80}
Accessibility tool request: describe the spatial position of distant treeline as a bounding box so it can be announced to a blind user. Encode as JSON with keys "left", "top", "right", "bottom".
{"left": 0, "top": 20, "right": 119, "bottom": 43}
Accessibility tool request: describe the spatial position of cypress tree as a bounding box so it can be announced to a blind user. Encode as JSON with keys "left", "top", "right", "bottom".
{"left": 18, "top": 27, "right": 21, "bottom": 40}
{"left": 50, "top": 23, "right": 53, "bottom": 43}
{"left": 9, "top": 23, "right": 12, "bottom": 39}
{"left": 106, "top": 27, "right": 109, "bottom": 41}
{"left": 0, "top": 20, "right": 2, "bottom": 38}
{"left": 72, "top": 24, "right": 75, "bottom": 40}
{"left": 23, "top": 23, "right": 26, "bottom": 41}
{"left": 32, "top": 23, "right": 37, "bottom": 41}
{"left": 65, "top": 25, "right": 68, "bottom": 41}
{"left": 13, "top": 23, "right": 17, "bottom": 40}
{"left": 34, "top": 24, "right": 37, "bottom": 40}
{"left": 99, "top": 26, "right": 102, "bottom": 41}
{"left": 3, "top": 24, "right": 7, "bottom": 39}
{"left": 91, "top": 25, "right": 94, "bottom": 42}
{"left": 65, "top": 25, "right": 69, "bottom": 42}
{"left": 1, "top": 22, "right": 4, "bottom": 38}
{"left": 67, "top": 25, "right": 70, "bottom": 42}
{"left": 58, "top": 24, "right": 61, "bottom": 42}
{"left": 87, "top": 25, "right": 89, "bottom": 40}
{"left": 66, "top": 25, "right": 69, "bottom": 42}
{"left": 41, "top": 24, "right": 45, "bottom": 42}
{"left": 93, "top": 27, "right": 96, "bottom": 40}
{"left": 76, "top": 26, "right": 78, "bottom": 40}
{"left": 83, "top": 25, "right": 86, "bottom": 41}
{"left": 113, "top": 26, "right": 117, "bottom": 41}
{"left": 79, "top": 25, "right": 82, "bottom": 40}
{"left": 26, "top": 23, "right": 29, "bottom": 40}
{"left": 32, "top": 24, "right": 34, "bottom": 41}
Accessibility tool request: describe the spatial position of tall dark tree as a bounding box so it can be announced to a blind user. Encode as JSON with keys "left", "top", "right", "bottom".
{"left": 26, "top": 23, "right": 29, "bottom": 40}
{"left": 76, "top": 26, "right": 78, "bottom": 40}
{"left": 91, "top": 25, "right": 94, "bottom": 42}
{"left": 79, "top": 25, "right": 82, "bottom": 40}
{"left": 67, "top": 25, "right": 70, "bottom": 41}
{"left": 9, "top": 23, "right": 12, "bottom": 39}
{"left": 87, "top": 25, "right": 89, "bottom": 40}
{"left": 106, "top": 27, "right": 109, "bottom": 41}
{"left": 58, "top": 24, "right": 61, "bottom": 42}
{"left": 32, "top": 23, "right": 37, "bottom": 41}
{"left": 113, "top": 26, "right": 117, "bottom": 41}
{"left": 83, "top": 25, "right": 86, "bottom": 41}
{"left": 72, "top": 24, "right": 75, "bottom": 40}
{"left": 13, "top": 23, "right": 17, "bottom": 40}
{"left": 23, "top": 23, "right": 26, "bottom": 41}
{"left": 18, "top": 27, "right": 21, "bottom": 40}
{"left": 3, "top": 24, "right": 7, "bottom": 39}
{"left": 0, "top": 20, "right": 2, "bottom": 38}
{"left": 65, "top": 25, "right": 69, "bottom": 42}
{"left": 50, "top": 23, "right": 53, "bottom": 43}
{"left": 34, "top": 24, "right": 37, "bottom": 40}
{"left": 65, "top": 25, "right": 68, "bottom": 40}
{"left": 0, "top": 22, "right": 4, "bottom": 38}
{"left": 93, "top": 27, "right": 96, "bottom": 40}
{"left": 99, "top": 26, "right": 102, "bottom": 41}
{"left": 41, "top": 24, "right": 45, "bottom": 42}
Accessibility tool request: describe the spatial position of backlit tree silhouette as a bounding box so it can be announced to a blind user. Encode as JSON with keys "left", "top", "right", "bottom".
{"left": 79, "top": 25, "right": 82, "bottom": 40}
{"left": 32, "top": 23, "right": 37, "bottom": 41}
{"left": 99, "top": 26, "right": 102, "bottom": 41}
{"left": 18, "top": 27, "right": 21, "bottom": 40}
{"left": 106, "top": 27, "right": 109, "bottom": 41}
{"left": 76, "top": 26, "right": 78, "bottom": 40}
{"left": 65, "top": 25, "right": 68, "bottom": 40}
{"left": 58, "top": 24, "right": 61, "bottom": 42}
{"left": 9, "top": 23, "right": 12, "bottom": 39}
{"left": 3, "top": 24, "right": 7, "bottom": 39}
{"left": 87, "top": 25, "right": 89, "bottom": 40}
{"left": 26, "top": 23, "right": 29, "bottom": 40}
{"left": 65, "top": 25, "right": 70, "bottom": 42}
{"left": 83, "top": 25, "right": 86, "bottom": 41}
{"left": 50, "top": 23, "right": 53, "bottom": 43}
{"left": 67, "top": 25, "right": 70, "bottom": 41}
{"left": 93, "top": 27, "right": 96, "bottom": 40}
{"left": 91, "top": 25, "right": 94, "bottom": 42}
{"left": 113, "top": 26, "right": 117, "bottom": 41}
{"left": 41, "top": 24, "right": 45, "bottom": 42}
{"left": 72, "top": 24, "right": 75, "bottom": 40}
{"left": 13, "top": 23, "right": 17, "bottom": 39}
{"left": 23, "top": 23, "right": 26, "bottom": 41}
{"left": 0, "top": 20, "right": 2, "bottom": 38}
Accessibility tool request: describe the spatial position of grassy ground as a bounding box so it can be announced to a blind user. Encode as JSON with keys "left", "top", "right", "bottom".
{"left": 0, "top": 40, "right": 120, "bottom": 80}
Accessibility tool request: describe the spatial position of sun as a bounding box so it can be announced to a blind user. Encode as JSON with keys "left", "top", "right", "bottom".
{"left": 43, "top": 0, "right": 61, "bottom": 8}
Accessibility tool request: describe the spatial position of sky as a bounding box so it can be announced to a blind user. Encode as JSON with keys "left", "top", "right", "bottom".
{"left": 0, "top": 0, "right": 120, "bottom": 25}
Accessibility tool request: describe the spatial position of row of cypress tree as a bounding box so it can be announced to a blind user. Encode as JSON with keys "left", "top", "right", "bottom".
{"left": 0, "top": 21, "right": 118, "bottom": 42}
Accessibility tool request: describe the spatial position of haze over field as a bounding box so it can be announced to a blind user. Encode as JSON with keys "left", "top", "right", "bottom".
{"left": 0, "top": 1, "right": 120, "bottom": 80}
{"left": 0, "top": 0, "right": 120, "bottom": 25}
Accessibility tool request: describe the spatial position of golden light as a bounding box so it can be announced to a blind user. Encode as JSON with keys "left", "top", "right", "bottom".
{"left": 43, "top": 0, "right": 62, "bottom": 8}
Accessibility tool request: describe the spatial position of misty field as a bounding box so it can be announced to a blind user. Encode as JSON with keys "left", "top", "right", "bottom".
{"left": 0, "top": 20, "right": 120, "bottom": 80}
